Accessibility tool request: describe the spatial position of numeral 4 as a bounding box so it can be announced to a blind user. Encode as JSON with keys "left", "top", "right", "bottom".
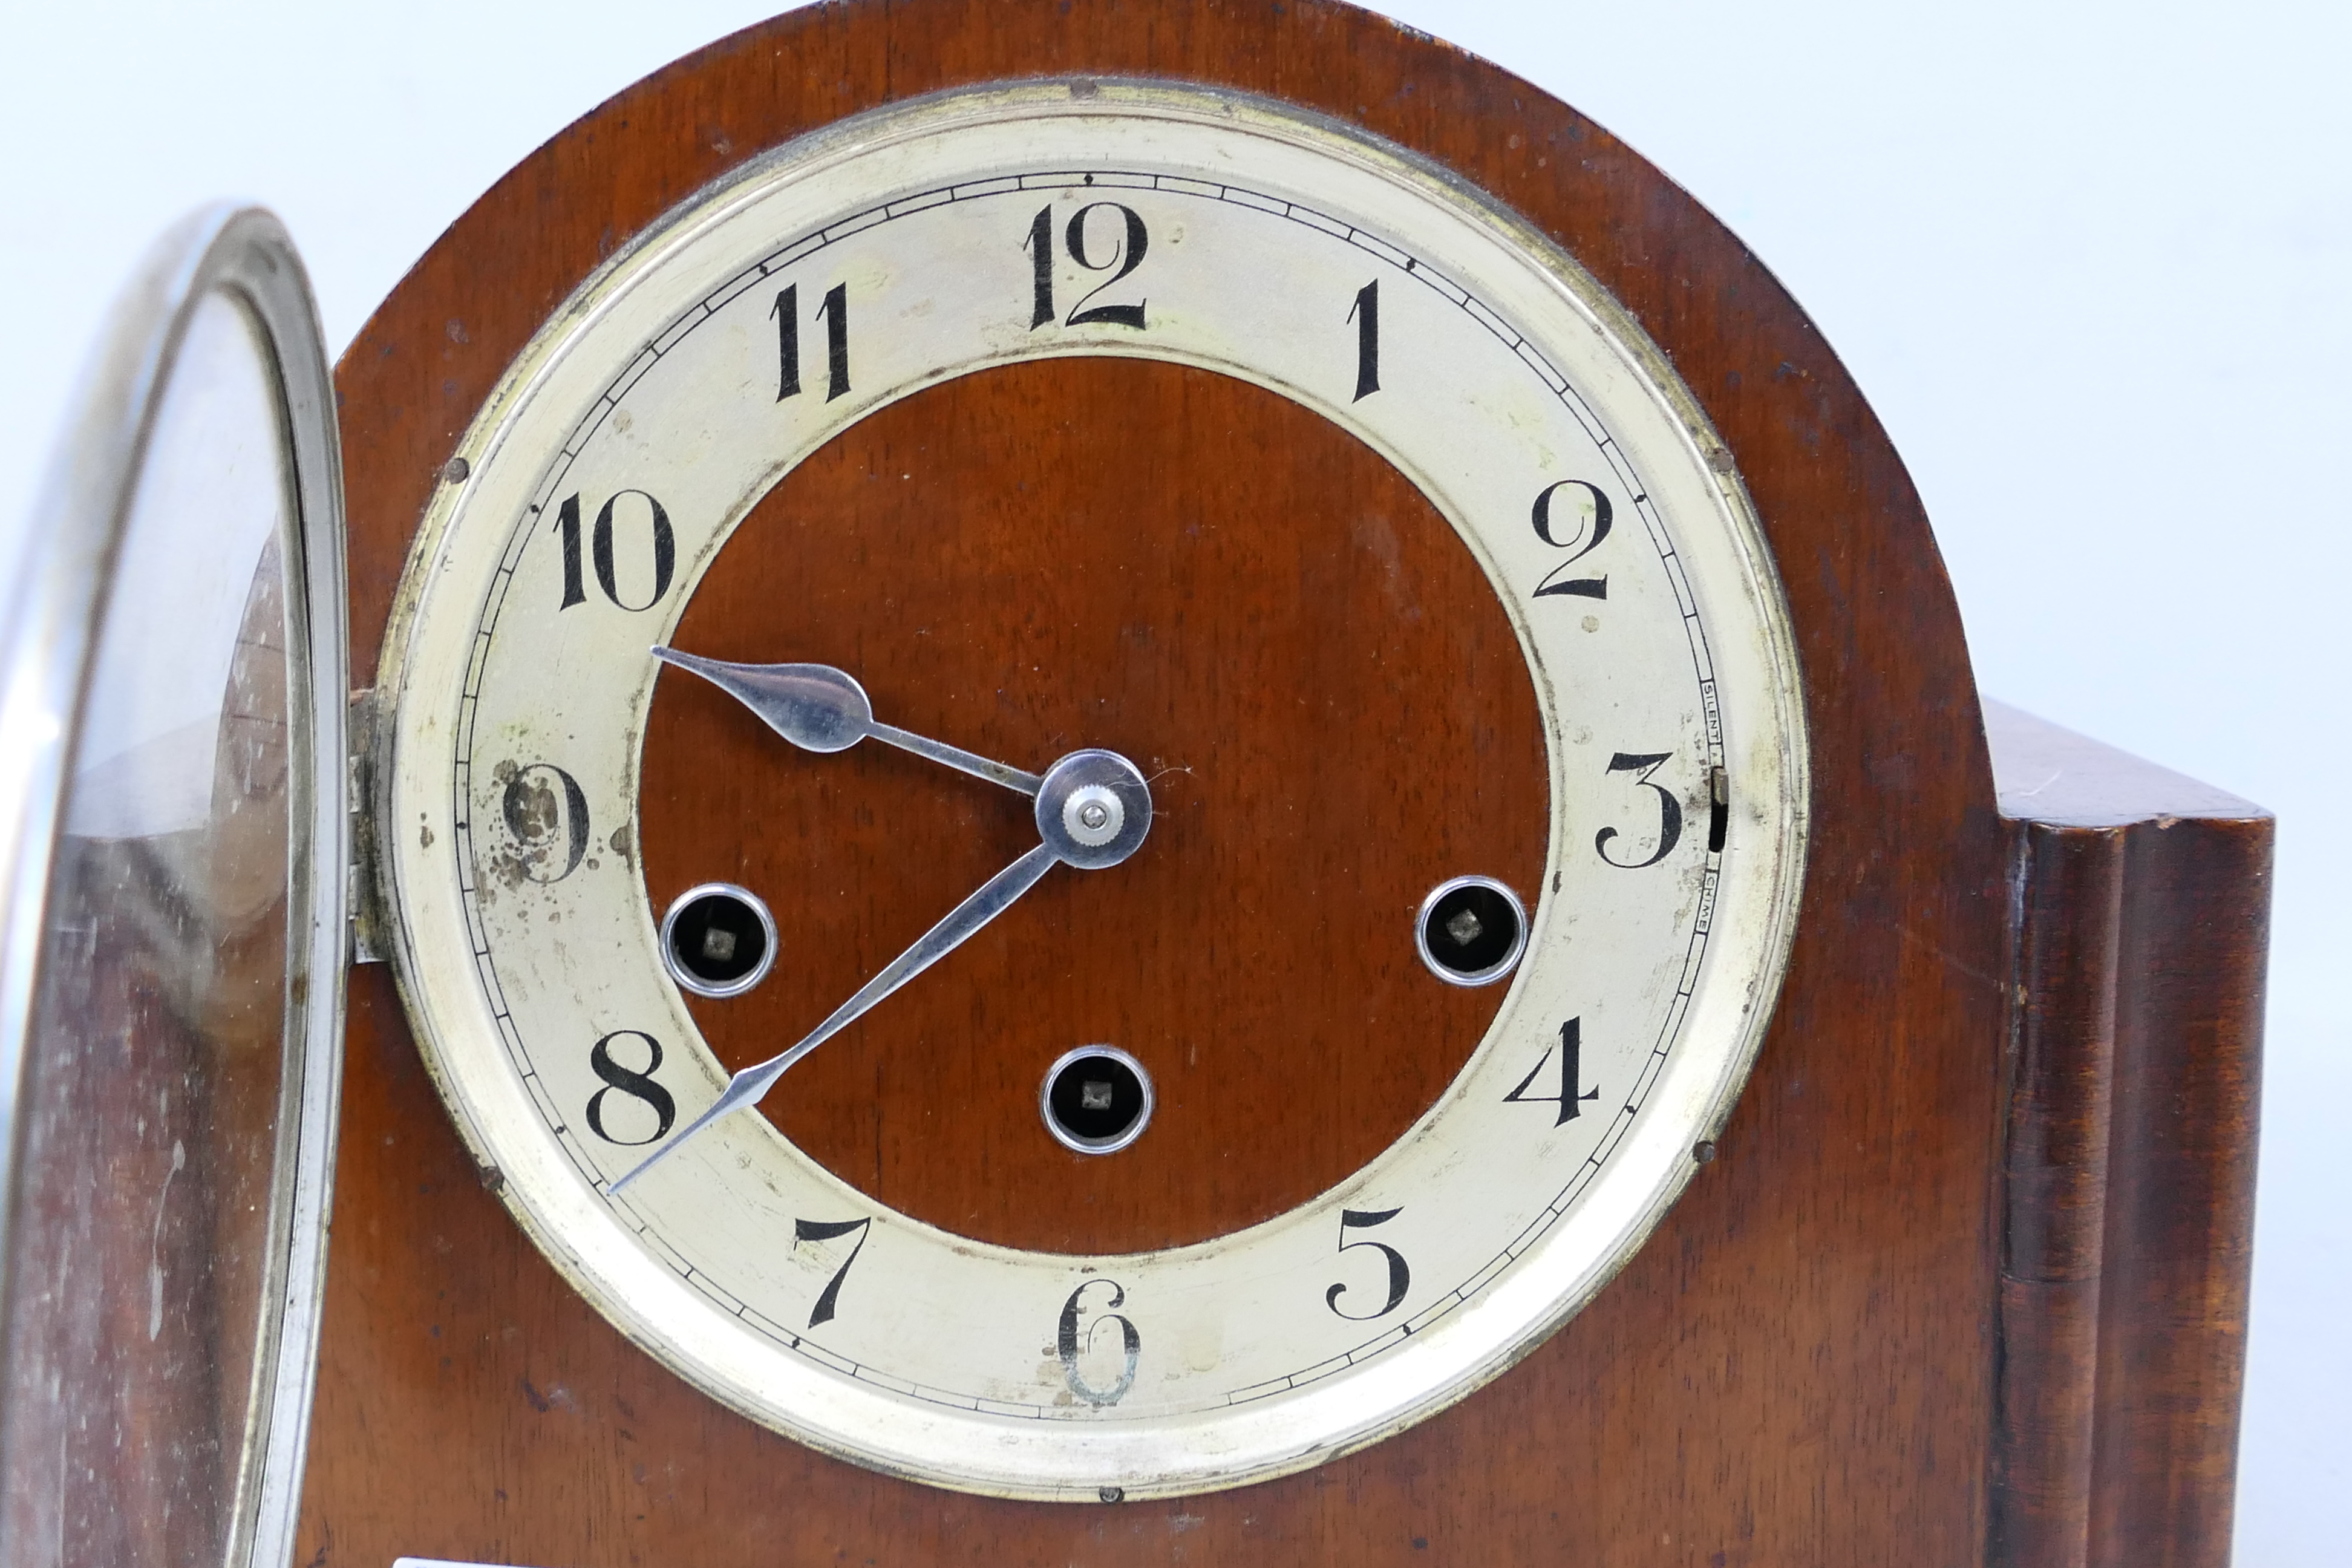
{"left": 1505, "top": 1017, "right": 1600, "bottom": 1127}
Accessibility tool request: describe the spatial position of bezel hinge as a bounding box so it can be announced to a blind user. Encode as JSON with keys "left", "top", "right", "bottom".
{"left": 347, "top": 687, "right": 389, "bottom": 964}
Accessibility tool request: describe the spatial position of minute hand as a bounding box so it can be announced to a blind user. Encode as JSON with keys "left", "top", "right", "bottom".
{"left": 611, "top": 840, "right": 1060, "bottom": 1193}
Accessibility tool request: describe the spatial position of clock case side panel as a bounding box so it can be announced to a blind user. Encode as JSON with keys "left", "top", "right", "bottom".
{"left": 315, "top": 2, "right": 2009, "bottom": 1565}
{"left": 1986, "top": 701, "right": 2269, "bottom": 1568}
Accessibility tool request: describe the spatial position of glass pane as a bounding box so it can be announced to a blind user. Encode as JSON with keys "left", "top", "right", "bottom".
{"left": 1, "top": 289, "right": 298, "bottom": 1568}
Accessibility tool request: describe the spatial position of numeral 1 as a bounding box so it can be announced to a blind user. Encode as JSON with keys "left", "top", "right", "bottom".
{"left": 1506, "top": 1016, "right": 1601, "bottom": 1126}
{"left": 817, "top": 283, "right": 849, "bottom": 400}
{"left": 769, "top": 284, "right": 800, "bottom": 400}
{"left": 1348, "top": 279, "right": 1380, "bottom": 400}
{"left": 1025, "top": 206, "right": 1056, "bottom": 329}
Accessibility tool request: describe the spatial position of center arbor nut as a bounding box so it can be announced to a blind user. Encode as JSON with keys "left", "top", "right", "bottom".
{"left": 1035, "top": 749, "right": 1152, "bottom": 870}
{"left": 1061, "top": 784, "right": 1124, "bottom": 846}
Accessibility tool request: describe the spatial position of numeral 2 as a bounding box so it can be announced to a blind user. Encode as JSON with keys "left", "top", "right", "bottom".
{"left": 793, "top": 1216, "right": 873, "bottom": 1328}
{"left": 1506, "top": 1017, "right": 1600, "bottom": 1126}
{"left": 1025, "top": 202, "right": 1150, "bottom": 330}
{"left": 771, "top": 281, "right": 850, "bottom": 402}
{"left": 1325, "top": 1207, "right": 1411, "bottom": 1321}
{"left": 1531, "top": 479, "right": 1612, "bottom": 601}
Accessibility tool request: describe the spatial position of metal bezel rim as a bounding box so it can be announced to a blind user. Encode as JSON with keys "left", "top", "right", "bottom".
{"left": 0, "top": 204, "right": 350, "bottom": 1568}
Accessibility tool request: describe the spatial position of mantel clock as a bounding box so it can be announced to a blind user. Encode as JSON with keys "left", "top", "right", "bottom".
{"left": 0, "top": 4, "right": 2269, "bottom": 1566}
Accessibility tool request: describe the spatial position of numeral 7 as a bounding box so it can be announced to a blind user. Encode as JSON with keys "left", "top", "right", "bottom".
{"left": 794, "top": 1215, "right": 872, "bottom": 1328}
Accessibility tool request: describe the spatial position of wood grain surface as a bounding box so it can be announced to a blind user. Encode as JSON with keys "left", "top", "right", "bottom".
{"left": 1984, "top": 702, "right": 2270, "bottom": 1568}
{"left": 308, "top": 2, "right": 2016, "bottom": 1563}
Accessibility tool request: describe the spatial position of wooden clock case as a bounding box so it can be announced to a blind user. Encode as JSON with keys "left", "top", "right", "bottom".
{"left": 305, "top": 2, "right": 2268, "bottom": 1564}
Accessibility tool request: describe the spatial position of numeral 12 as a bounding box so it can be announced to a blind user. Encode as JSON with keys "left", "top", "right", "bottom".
{"left": 1024, "top": 202, "right": 1150, "bottom": 330}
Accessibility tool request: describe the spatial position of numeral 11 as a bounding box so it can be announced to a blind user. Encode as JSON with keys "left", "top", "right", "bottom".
{"left": 772, "top": 281, "right": 850, "bottom": 402}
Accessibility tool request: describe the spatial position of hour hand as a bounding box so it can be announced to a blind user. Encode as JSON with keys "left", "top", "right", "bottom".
{"left": 652, "top": 647, "right": 1043, "bottom": 797}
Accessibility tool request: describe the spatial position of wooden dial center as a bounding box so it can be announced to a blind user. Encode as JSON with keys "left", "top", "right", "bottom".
{"left": 638, "top": 355, "right": 1549, "bottom": 1255}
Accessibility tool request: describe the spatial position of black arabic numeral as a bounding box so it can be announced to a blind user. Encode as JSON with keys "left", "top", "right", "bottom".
{"left": 1505, "top": 1016, "right": 1601, "bottom": 1127}
{"left": 1596, "top": 751, "right": 1684, "bottom": 869}
{"left": 770, "top": 283, "right": 801, "bottom": 400}
{"left": 590, "top": 490, "right": 675, "bottom": 611}
{"left": 1057, "top": 1279, "right": 1142, "bottom": 1406}
{"left": 584, "top": 1031, "right": 676, "bottom": 1146}
{"left": 1063, "top": 202, "right": 1149, "bottom": 328}
{"left": 816, "top": 282, "right": 850, "bottom": 400}
{"left": 1324, "top": 1206, "right": 1411, "bottom": 1322}
{"left": 1024, "top": 205, "right": 1056, "bottom": 328}
{"left": 555, "top": 491, "right": 675, "bottom": 612}
{"left": 552, "top": 494, "right": 586, "bottom": 609}
{"left": 770, "top": 281, "right": 847, "bottom": 400}
{"left": 1348, "top": 279, "right": 1380, "bottom": 400}
{"left": 499, "top": 762, "right": 590, "bottom": 883}
{"left": 793, "top": 1215, "right": 873, "bottom": 1328}
{"left": 1531, "top": 479, "right": 1613, "bottom": 601}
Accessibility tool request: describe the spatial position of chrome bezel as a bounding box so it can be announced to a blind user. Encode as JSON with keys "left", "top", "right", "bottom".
{"left": 659, "top": 881, "right": 781, "bottom": 999}
{"left": 0, "top": 206, "right": 348, "bottom": 1568}
{"left": 1413, "top": 875, "right": 1530, "bottom": 988}
{"left": 1039, "top": 1044, "right": 1157, "bottom": 1155}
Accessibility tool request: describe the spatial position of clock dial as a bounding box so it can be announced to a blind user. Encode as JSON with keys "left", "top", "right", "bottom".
{"left": 380, "top": 83, "right": 1807, "bottom": 1500}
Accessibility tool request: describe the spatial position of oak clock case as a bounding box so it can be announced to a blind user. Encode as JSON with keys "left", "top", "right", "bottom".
{"left": 0, "top": 209, "right": 349, "bottom": 1568}
{"left": 376, "top": 83, "right": 1809, "bottom": 1501}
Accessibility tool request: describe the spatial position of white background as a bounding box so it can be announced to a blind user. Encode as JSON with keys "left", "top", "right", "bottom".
{"left": 0, "top": 1, "right": 2338, "bottom": 1557}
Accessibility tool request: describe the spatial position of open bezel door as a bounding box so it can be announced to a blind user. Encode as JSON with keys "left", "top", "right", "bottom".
{"left": 0, "top": 206, "right": 349, "bottom": 1568}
